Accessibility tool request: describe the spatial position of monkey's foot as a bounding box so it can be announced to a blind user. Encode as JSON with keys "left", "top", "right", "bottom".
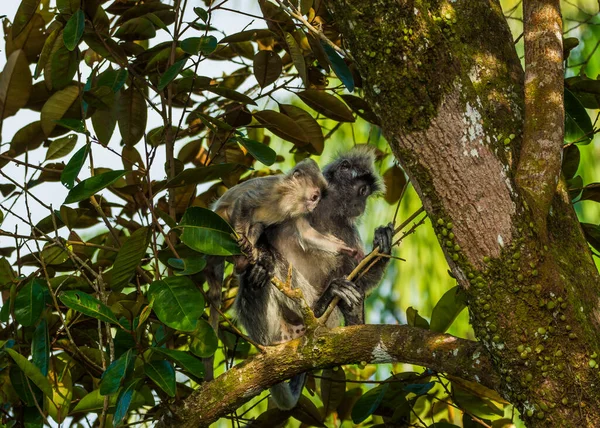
{"left": 374, "top": 222, "right": 394, "bottom": 255}
{"left": 235, "top": 234, "right": 258, "bottom": 265}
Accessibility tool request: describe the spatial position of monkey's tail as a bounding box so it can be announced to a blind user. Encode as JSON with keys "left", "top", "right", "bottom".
{"left": 203, "top": 256, "right": 225, "bottom": 381}
{"left": 269, "top": 373, "right": 306, "bottom": 410}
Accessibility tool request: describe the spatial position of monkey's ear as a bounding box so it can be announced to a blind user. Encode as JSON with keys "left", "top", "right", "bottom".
{"left": 340, "top": 160, "right": 351, "bottom": 170}
{"left": 292, "top": 169, "right": 303, "bottom": 178}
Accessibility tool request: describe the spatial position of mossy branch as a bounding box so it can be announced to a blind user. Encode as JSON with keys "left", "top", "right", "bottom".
{"left": 156, "top": 325, "right": 497, "bottom": 428}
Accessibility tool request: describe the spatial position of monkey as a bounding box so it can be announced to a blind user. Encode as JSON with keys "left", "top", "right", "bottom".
{"left": 203, "top": 158, "right": 358, "bottom": 380}
{"left": 235, "top": 146, "right": 394, "bottom": 409}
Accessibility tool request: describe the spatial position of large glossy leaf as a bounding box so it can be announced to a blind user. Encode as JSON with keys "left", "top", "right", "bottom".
{"left": 190, "top": 319, "right": 218, "bottom": 358}
{"left": 63, "top": 9, "right": 85, "bottom": 51}
{"left": 152, "top": 348, "right": 204, "bottom": 378}
{"left": 114, "top": 378, "right": 141, "bottom": 425}
{"left": 5, "top": 348, "right": 53, "bottom": 398}
{"left": 340, "top": 94, "right": 380, "bottom": 125}
{"left": 297, "top": 90, "right": 355, "bottom": 122}
{"left": 254, "top": 109, "right": 310, "bottom": 146}
{"left": 12, "top": 0, "right": 41, "bottom": 38}
{"left": 0, "top": 50, "right": 32, "bottom": 119}
{"left": 61, "top": 144, "right": 88, "bottom": 189}
{"left": 59, "top": 290, "right": 121, "bottom": 326}
{"left": 46, "top": 364, "right": 73, "bottom": 423}
{"left": 35, "top": 27, "right": 60, "bottom": 79}
{"left": 144, "top": 360, "right": 176, "bottom": 397}
{"left": 236, "top": 136, "right": 276, "bottom": 166}
{"left": 452, "top": 383, "right": 504, "bottom": 420}
{"left": 64, "top": 169, "right": 127, "bottom": 204}
{"left": 179, "top": 206, "right": 240, "bottom": 256}
{"left": 158, "top": 59, "right": 187, "bottom": 90}
{"left": 206, "top": 86, "right": 256, "bottom": 105}
{"left": 286, "top": 33, "right": 307, "bottom": 86}
{"left": 9, "top": 121, "right": 46, "bottom": 156}
{"left": 181, "top": 36, "right": 218, "bottom": 55}
{"left": 14, "top": 278, "right": 44, "bottom": 327}
{"left": 117, "top": 87, "right": 147, "bottom": 146}
{"left": 321, "top": 42, "right": 354, "bottom": 92}
{"left": 291, "top": 395, "right": 326, "bottom": 427}
{"left": 565, "top": 87, "right": 593, "bottom": 145}
{"left": 46, "top": 134, "right": 78, "bottom": 161}
{"left": 430, "top": 286, "right": 467, "bottom": 333}
{"left": 562, "top": 144, "right": 580, "bottom": 180}
{"left": 97, "top": 68, "right": 129, "bottom": 92}
{"left": 253, "top": 50, "right": 282, "bottom": 87}
{"left": 92, "top": 104, "right": 118, "bottom": 145}
{"left": 32, "top": 319, "right": 50, "bottom": 376}
{"left": 9, "top": 365, "right": 39, "bottom": 406}
{"left": 279, "top": 104, "right": 324, "bottom": 154}
{"left": 148, "top": 276, "right": 204, "bottom": 332}
{"left": 109, "top": 227, "right": 150, "bottom": 291}
{"left": 168, "top": 256, "right": 207, "bottom": 276}
{"left": 406, "top": 306, "right": 430, "bottom": 329}
{"left": 71, "top": 389, "right": 117, "bottom": 413}
{"left": 99, "top": 349, "right": 135, "bottom": 395}
{"left": 351, "top": 383, "right": 389, "bottom": 424}
{"left": 382, "top": 165, "right": 407, "bottom": 204}
{"left": 115, "top": 17, "right": 156, "bottom": 40}
{"left": 49, "top": 45, "right": 79, "bottom": 90}
{"left": 41, "top": 85, "right": 80, "bottom": 136}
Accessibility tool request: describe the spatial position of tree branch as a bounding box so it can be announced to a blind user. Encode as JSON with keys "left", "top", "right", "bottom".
{"left": 156, "top": 325, "right": 497, "bottom": 428}
{"left": 515, "top": 0, "right": 564, "bottom": 227}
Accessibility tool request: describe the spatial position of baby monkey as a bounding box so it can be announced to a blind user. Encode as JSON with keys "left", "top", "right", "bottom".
{"left": 213, "top": 158, "right": 357, "bottom": 270}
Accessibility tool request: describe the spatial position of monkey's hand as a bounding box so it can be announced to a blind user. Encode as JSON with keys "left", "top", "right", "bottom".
{"left": 374, "top": 222, "right": 394, "bottom": 255}
{"left": 235, "top": 234, "right": 258, "bottom": 265}
{"left": 244, "top": 249, "right": 275, "bottom": 290}
{"left": 314, "top": 278, "right": 363, "bottom": 319}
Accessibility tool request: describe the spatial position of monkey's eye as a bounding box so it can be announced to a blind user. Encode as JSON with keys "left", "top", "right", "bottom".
{"left": 359, "top": 185, "right": 369, "bottom": 196}
{"left": 340, "top": 160, "right": 351, "bottom": 171}
{"left": 310, "top": 192, "right": 320, "bottom": 202}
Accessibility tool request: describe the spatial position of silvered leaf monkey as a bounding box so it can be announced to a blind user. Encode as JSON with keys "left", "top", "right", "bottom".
{"left": 236, "top": 146, "right": 393, "bottom": 409}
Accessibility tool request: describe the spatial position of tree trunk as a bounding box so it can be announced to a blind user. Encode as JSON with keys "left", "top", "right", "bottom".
{"left": 326, "top": 0, "right": 600, "bottom": 425}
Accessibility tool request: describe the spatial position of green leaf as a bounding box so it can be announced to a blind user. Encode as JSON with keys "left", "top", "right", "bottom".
{"left": 12, "top": 0, "right": 41, "bottom": 38}
{"left": 351, "top": 383, "right": 389, "bottom": 424}
{"left": 429, "top": 286, "right": 467, "bottom": 333}
{"left": 71, "top": 389, "right": 117, "bottom": 413}
{"left": 565, "top": 87, "right": 593, "bottom": 145}
{"left": 152, "top": 348, "right": 204, "bottom": 378}
{"left": 206, "top": 86, "right": 257, "bottom": 105}
{"left": 31, "top": 319, "right": 50, "bottom": 376}
{"left": 59, "top": 290, "right": 121, "bottom": 326}
{"left": 99, "top": 349, "right": 135, "bottom": 396}
{"left": 54, "top": 118, "right": 86, "bottom": 133}
{"left": 406, "top": 307, "right": 429, "bottom": 329}
{"left": 158, "top": 59, "right": 187, "bottom": 90}
{"left": 0, "top": 50, "right": 32, "bottom": 119}
{"left": 110, "top": 227, "right": 150, "bottom": 291}
{"left": 35, "top": 27, "right": 60, "bottom": 79}
{"left": 279, "top": 104, "right": 324, "bottom": 154}
{"left": 181, "top": 36, "right": 218, "bottom": 55}
{"left": 145, "top": 360, "right": 176, "bottom": 397}
{"left": 236, "top": 136, "right": 276, "bottom": 166}
{"left": 40, "top": 85, "right": 80, "bottom": 136}
{"left": 193, "top": 7, "right": 208, "bottom": 22}
{"left": 562, "top": 144, "right": 580, "bottom": 180}
{"left": 253, "top": 50, "right": 282, "bottom": 88}
{"left": 61, "top": 144, "right": 88, "bottom": 189}
{"left": 452, "top": 383, "right": 504, "bottom": 419}
{"left": 64, "top": 169, "right": 127, "bottom": 204}
{"left": 321, "top": 42, "right": 354, "bottom": 92}
{"left": 254, "top": 109, "right": 310, "bottom": 146}
{"left": 114, "top": 379, "right": 141, "bottom": 425}
{"left": 63, "top": 9, "right": 85, "bottom": 51}
{"left": 190, "top": 319, "right": 218, "bottom": 358}
{"left": 14, "top": 278, "right": 44, "bottom": 327}
{"left": 321, "top": 368, "right": 346, "bottom": 415}
{"left": 97, "top": 68, "right": 128, "bottom": 92}
{"left": 9, "top": 365, "right": 38, "bottom": 406}
{"left": 114, "top": 17, "right": 156, "bottom": 41}
{"left": 168, "top": 256, "right": 207, "bottom": 276}
{"left": 148, "top": 276, "right": 204, "bottom": 332}
{"left": 49, "top": 45, "right": 79, "bottom": 90}
{"left": 286, "top": 33, "right": 307, "bottom": 87}
{"left": 179, "top": 207, "right": 240, "bottom": 256}
{"left": 45, "top": 134, "right": 78, "bottom": 161}
{"left": 117, "top": 87, "right": 147, "bottom": 146}
{"left": 340, "top": 94, "right": 379, "bottom": 125}
{"left": 5, "top": 348, "right": 53, "bottom": 398}
{"left": 297, "top": 90, "right": 355, "bottom": 123}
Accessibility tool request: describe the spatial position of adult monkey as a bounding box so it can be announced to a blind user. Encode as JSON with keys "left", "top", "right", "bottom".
{"left": 236, "top": 146, "right": 394, "bottom": 409}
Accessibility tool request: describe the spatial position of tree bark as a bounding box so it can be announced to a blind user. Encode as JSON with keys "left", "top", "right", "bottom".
{"left": 156, "top": 325, "right": 496, "bottom": 428}
{"left": 326, "top": 0, "right": 600, "bottom": 425}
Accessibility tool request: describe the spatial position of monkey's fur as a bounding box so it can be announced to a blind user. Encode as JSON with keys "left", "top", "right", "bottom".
{"left": 236, "top": 146, "right": 394, "bottom": 409}
{"left": 203, "top": 158, "right": 357, "bottom": 380}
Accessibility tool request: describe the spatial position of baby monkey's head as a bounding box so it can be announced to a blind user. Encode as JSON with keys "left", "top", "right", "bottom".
{"left": 283, "top": 158, "right": 328, "bottom": 216}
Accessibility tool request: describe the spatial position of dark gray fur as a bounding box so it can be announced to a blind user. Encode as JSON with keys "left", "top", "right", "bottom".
{"left": 234, "top": 147, "right": 393, "bottom": 409}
